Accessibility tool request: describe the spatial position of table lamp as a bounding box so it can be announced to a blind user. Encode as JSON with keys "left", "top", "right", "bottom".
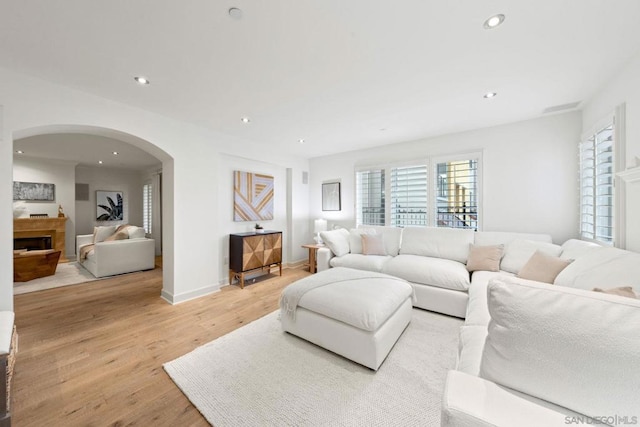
{"left": 314, "top": 219, "right": 328, "bottom": 245}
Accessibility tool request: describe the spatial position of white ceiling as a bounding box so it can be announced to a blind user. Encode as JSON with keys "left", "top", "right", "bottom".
{"left": 2, "top": 1, "right": 640, "bottom": 164}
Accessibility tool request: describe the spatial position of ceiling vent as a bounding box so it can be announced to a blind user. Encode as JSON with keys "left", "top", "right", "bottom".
{"left": 542, "top": 101, "right": 581, "bottom": 114}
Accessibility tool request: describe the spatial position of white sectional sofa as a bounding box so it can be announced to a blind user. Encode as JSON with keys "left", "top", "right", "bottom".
{"left": 317, "top": 227, "right": 640, "bottom": 425}
{"left": 317, "top": 226, "right": 553, "bottom": 318}
{"left": 76, "top": 225, "right": 155, "bottom": 278}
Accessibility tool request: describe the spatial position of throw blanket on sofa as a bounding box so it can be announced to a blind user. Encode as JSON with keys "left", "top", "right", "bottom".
{"left": 79, "top": 244, "right": 94, "bottom": 261}
{"left": 280, "top": 267, "right": 413, "bottom": 320}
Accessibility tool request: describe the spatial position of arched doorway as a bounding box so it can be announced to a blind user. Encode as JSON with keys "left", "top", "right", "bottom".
{"left": 11, "top": 124, "right": 174, "bottom": 301}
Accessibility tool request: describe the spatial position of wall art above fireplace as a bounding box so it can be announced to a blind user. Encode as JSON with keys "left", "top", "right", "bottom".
{"left": 13, "top": 181, "right": 55, "bottom": 202}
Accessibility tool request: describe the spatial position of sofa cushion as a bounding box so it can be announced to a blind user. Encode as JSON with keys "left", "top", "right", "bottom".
{"left": 104, "top": 230, "right": 129, "bottom": 242}
{"left": 93, "top": 225, "right": 117, "bottom": 243}
{"left": 500, "top": 239, "right": 562, "bottom": 274}
{"left": 516, "top": 250, "right": 572, "bottom": 284}
{"left": 480, "top": 278, "right": 640, "bottom": 420}
{"left": 329, "top": 254, "right": 391, "bottom": 273}
{"left": 348, "top": 228, "right": 377, "bottom": 254}
{"left": 320, "top": 228, "right": 350, "bottom": 257}
{"left": 127, "top": 226, "right": 146, "bottom": 239}
{"left": 466, "top": 244, "right": 503, "bottom": 272}
{"left": 399, "top": 227, "right": 474, "bottom": 264}
{"left": 554, "top": 246, "right": 640, "bottom": 293}
{"left": 362, "top": 226, "right": 403, "bottom": 256}
{"left": 383, "top": 254, "right": 470, "bottom": 291}
{"left": 559, "top": 238, "right": 602, "bottom": 260}
{"left": 456, "top": 325, "right": 487, "bottom": 376}
{"left": 466, "top": 271, "right": 511, "bottom": 326}
{"left": 474, "top": 231, "right": 552, "bottom": 246}
{"left": 361, "top": 234, "right": 386, "bottom": 255}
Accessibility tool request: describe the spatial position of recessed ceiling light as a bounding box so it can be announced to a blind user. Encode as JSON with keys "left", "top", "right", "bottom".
{"left": 228, "top": 7, "right": 243, "bottom": 20}
{"left": 241, "top": 117, "right": 250, "bottom": 123}
{"left": 483, "top": 92, "right": 497, "bottom": 99}
{"left": 298, "top": 139, "right": 305, "bottom": 144}
{"left": 483, "top": 14, "right": 505, "bottom": 29}
{"left": 112, "top": 151, "right": 119, "bottom": 155}
{"left": 15, "top": 150, "right": 24, "bottom": 154}
{"left": 98, "top": 160, "right": 103, "bottom": 164}
{"left": 134, "top": 76, "right": 150, "bottom": 85}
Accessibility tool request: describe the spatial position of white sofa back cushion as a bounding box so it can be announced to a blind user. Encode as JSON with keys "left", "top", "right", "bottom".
{"left": 320, "top": 228, "right": 350, "bottom": 257}
{"left": 474, "top": 231, "right": 552, "bottom": 247}
{"left": 128, "top": 226, "right": 146, "bottom": 239}
{"left": 480, "top": 278, "right": 640, "bottom": 419}
{"left": 400, "top": 227, "right": 474, "bottom": 264}
{"left": 348, "top": 228, "right": 376, "bottom": 254}
{"left": 93, "top": 225, "right": 117, "bottom": 242}
{"left": 500, "top": 239, "right": 561, "bottom": 274}
{"left": 558, "top": 238, "right": 601, "bottom": 260}
{"left": 362, "top": 225, "right": 403, "bottom": 256}
{"left": 554, "top": 246, "right": 640, "bottom": 293}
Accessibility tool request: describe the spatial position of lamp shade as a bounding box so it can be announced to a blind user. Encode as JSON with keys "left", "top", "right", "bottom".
{"left": 314, "top": 219, "right": 328, "bottom": 234}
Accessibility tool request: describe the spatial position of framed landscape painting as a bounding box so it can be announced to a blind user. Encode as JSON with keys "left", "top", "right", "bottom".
{"left": 96, "top": 190, "right": 124, "bottom": 221}
{"left": 13, "top": 181, "right": 55, "bottom": 201}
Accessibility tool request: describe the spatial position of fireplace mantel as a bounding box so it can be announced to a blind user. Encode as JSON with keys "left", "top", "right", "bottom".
{"left": 14, "top": 217, "right": 68, "bottom": 262}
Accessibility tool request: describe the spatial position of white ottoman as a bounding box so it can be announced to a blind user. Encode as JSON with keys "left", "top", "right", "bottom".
{"left": 280, "top": 267, "right": 414, "bottom": 370}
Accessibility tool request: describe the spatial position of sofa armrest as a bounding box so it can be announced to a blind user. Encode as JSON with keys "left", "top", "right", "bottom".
{"left": 90, "top": 238, "right": 155, "bottom": 277}
{"left": 316, "top": 247, "right": 334, "bottom": 272}
{"left": 441, "top": 370, "right": 580, "bottom": 427}
{"left": 76, "top": 234, "right": 93, "bottom": 253}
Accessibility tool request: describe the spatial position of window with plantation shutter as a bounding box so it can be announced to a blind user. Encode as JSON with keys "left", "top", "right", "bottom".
{"left": 143, "top": 183, "right": 152, "bottom": 234}
{"left": 580, "top": 124, "right": 614, "bottom": 244}
{"left": 356, "top": 169, "right": 385, "bottom": 226}
{"left": 435, "top": 159, "right": 479, "bottom": 230}
{"left": 390, "top": 165, "right": 427, "bottom": 227}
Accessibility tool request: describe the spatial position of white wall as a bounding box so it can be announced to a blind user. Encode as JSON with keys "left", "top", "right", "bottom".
{"left": 13, "top": 157, "right": 77, "bottom": 259}
{"left": 582, "top": 51, "right": 640, "bottom": 168}
{"left": 582, "top": 50, "right": 640, "bottom": 250}
{"left": 75, "top": 166, "right": 145, "bottom": 237}
{"left": 0, "top": 66, "right": 310, "bottom": 310}
{"left": 309, "top": 112, "right": 582, "bottom": 244}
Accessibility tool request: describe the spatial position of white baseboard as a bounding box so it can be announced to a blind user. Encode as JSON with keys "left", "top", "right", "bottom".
{"left": 161, "top": 284, "right": 220, "bottom": 305}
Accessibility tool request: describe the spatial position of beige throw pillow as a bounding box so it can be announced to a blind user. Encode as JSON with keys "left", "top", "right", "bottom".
{"left": 593, "top": 286, "right": 638, "bottom": 299}
{"left": 361, "top": 234, "right": 386, "bottom": 256}
{"left": 517, "top": 250, "right": 572, "bottom": 284}
{"left": 104, "top": 231, "right": 129, "bottom": 242}
{"left": 466, "top": 244, "right": 504, "bottom": 272}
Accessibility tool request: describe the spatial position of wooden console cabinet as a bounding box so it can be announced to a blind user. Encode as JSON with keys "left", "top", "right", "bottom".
{"left": 229, "top": 231, "right": 282, "bottom": 289}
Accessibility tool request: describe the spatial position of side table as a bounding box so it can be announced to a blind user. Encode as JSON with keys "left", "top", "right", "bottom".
{"left": 301, "top": 244, "right": 325, "bottom": 273}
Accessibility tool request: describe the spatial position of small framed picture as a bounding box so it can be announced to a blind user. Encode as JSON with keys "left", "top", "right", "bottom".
{"left": 322, "top": 182, "right": 341, "bottom": 211}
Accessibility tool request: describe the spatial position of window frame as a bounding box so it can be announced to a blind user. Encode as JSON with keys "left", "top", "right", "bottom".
{"left": 354, "top": 151, "right": 483, "bottom": 229}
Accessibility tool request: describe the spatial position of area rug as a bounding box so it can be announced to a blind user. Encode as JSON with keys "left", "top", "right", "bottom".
{"left": 14, "top": 261, "right": 99, "bottom": 295}
{"left": 164, "top": 308, "right": 462, "bottom": 426}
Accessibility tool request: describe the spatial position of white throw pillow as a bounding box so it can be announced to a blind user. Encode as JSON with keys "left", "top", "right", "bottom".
{"left": 319, "top": 228, "right": 350, "bottom": 257}
{"left": 348, "top": 228, "right": 377, "bottom": 254}
{"left": 480, "top": 278, "right": 640, "bottom": 419}
{"left": 500, "top": 239, "right": 562, "bottom": 274}
{"left": 127, "top": 226, "right": 146, "bottom": 239}
{"left": 93, "top": 225, "right": 117, "bottom": 243}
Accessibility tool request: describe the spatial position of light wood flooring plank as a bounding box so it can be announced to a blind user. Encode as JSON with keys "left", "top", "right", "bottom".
{"left": 13, "top": 266, "right": 310, "bottom": 426}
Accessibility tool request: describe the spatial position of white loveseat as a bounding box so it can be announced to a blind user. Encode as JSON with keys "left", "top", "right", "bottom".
{"left": 318, "top": 227, "right": 640, "bottom": 425}
{"left": 76, "top": 225, "right": 155, "bottom": 278}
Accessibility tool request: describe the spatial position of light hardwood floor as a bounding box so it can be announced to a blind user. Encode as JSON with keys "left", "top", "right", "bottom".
{"left": 13, "top": 265, "right": 310, "bottom": 426}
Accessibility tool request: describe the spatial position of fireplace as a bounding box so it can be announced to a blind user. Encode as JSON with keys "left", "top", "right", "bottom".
{"left": 14, "top": 235, "right": 53, "bottom": 251}
{"left": 13, "top": 217, "right": 69, "bottom": 262}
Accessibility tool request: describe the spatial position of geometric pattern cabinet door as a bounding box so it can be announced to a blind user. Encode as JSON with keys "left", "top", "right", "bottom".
{"left": 229, "top": 231, "right": 282, "bottom": 289}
